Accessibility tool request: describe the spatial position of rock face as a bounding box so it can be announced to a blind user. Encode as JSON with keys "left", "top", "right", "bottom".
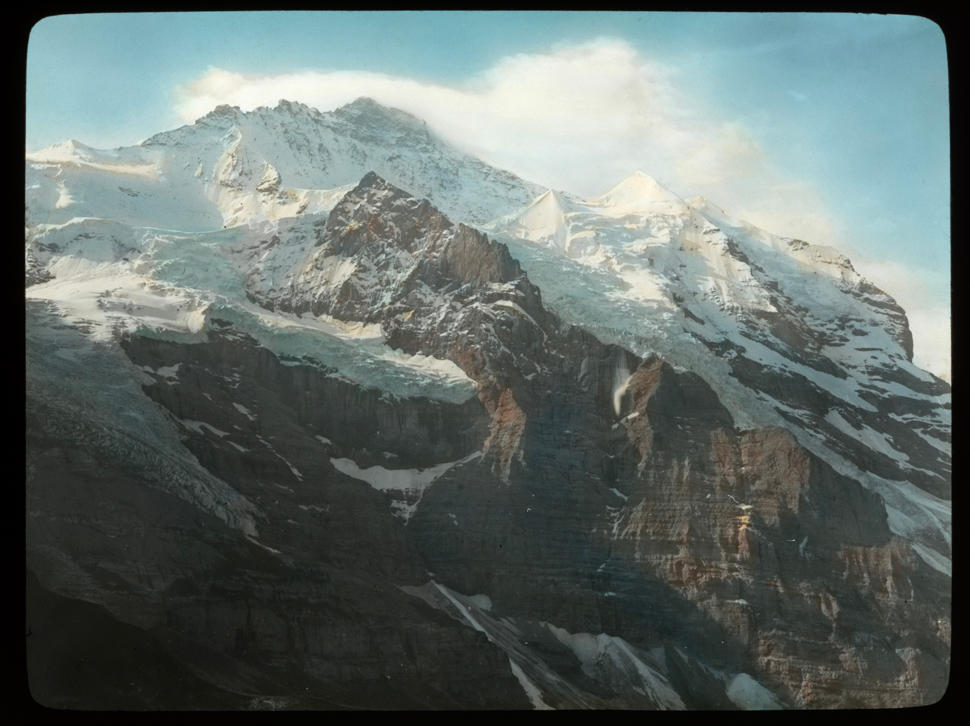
{"left": 488, "top": 178, "right": 951, "bottom": 574}
{"left": 26, "top": 172, "right": 949, "bottom": 709}
{"left": 26, "top": 300, "right": 526, "bottom": 710}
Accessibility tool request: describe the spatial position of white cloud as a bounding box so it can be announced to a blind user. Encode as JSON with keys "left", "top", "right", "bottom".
{"left": 851, "top": 258, "right": 951, "bottom": 379}
{"left": 174, "top": 39, "right": 835, "bottom": 243}
{"left": 907, "top": 305, "right": 951, "bottom": 381}
{"left": 173, "top": 38, "right": 947, "bottom": 377}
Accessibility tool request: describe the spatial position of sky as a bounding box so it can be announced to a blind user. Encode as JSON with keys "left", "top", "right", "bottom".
{"left": 25, "top": 11, "right": 951, "bottom": 377}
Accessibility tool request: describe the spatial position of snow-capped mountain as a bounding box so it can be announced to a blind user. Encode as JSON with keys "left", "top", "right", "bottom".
{"left": 486, "top": 171, "right": 951, "bottom": 575}
{"left": 26, "top": 98, "right": 543, "bottom": 232}
{"left": 25, "top": 99, "right": 950, "bottom": 710}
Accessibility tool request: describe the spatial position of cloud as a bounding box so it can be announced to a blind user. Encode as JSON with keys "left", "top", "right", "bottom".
{"left": 848, "top": 260, "right": 951, "bottom": 379}
{"left": 174, "top": 39, "right": 835, "bottom": 240}
{"left": 173, "top": 39, "right": 947, "bottom": 376}
{"left": 906, "top": 305, "right": 951, "bottom": 381}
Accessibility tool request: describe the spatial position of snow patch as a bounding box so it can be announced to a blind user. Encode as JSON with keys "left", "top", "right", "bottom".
{"left": 825, "top": 409, "right": 908, "bottom": 463}
{"left": 181, "top": 419, "right": 231, "bottom": 438}
{"left": 725, "top": 673, "right": 783, "bottom": 710}
{"left": 331, "top": 451, "right": 480, "bottom": 522}
{"left": 544, "top": 623, "right": 685, "bottom": 709}
{"left": 509, "top": 659, "right": 553, "bottom": 710}
{"left": 330, "top": 456, "right": 468, "bottom": 492}
{"left": 910, "top": 542, "right": 951, "bottom": 576}
{"left": 434, "top": 582, "right": 489, "bottom": 636}
{"left": 466, "top": 593, "right": 493, "bottom": 612}
{"left": 232, "top": 402, "right": 256, "bottom": 420}
{"left": 245, "top": 535, "right": 282, "bottom": 556}
{"left": 257, "top": 435, "right": 304, "bottom": 481}
{"left": 155, "top": 363, "right": 181, "bottom": 379}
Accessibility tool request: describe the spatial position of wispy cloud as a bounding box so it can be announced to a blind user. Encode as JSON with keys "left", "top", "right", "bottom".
{"left": 175, "top": 39, "right": 835, "bottom": 240}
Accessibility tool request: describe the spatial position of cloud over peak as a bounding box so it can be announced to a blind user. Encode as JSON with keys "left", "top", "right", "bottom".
{"left": 174, "top": 39, "right": 831, "bottom": 238}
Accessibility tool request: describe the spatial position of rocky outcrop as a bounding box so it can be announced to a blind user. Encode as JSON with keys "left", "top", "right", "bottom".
{"left": 278, "top": 175, "right": 950, "bottom": 707}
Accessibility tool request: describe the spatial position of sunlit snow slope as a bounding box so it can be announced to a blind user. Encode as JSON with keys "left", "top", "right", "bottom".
{"left": 26, "top": 98, "right": 542, "bottom": 231}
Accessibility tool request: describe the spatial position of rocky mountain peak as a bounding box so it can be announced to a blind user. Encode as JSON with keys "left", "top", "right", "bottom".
{"left": 333, "top": 96, "right": 429, "bottom": 133}
{"left": 272, "top": 98, "right": 317, "bottom": 115}
{"left": 333, "top": 172, "right": 430, "bottom": 224}
{"left": 203, "top": 103, "right": 244, "bottom": 121}
{"left": 338, "top": 96, "right": 383, "bottom": 111}
{"left": 314, "top": 172, "right": 523, "bottom": 287}
{"left": 352, "top": 169, "right": 400, "bottom": 195}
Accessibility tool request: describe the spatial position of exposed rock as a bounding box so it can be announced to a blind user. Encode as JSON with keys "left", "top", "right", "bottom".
{"left": 25, "top": 170, "right": 949, "bottom": 709}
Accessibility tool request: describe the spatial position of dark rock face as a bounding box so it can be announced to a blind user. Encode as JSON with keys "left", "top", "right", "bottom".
{"left": 124, "top": 323, "right": 488, "bottom": 471}
{"left": 26, "top": 175, "right": 949, "bottom": 709}
{"left": 26, "top": 302, "right": 527, "bottom": 710}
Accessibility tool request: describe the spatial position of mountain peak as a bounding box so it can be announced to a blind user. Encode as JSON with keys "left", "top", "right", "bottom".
{"left": 595, "top": 171, "right": 684, "bottom": 207}
{"left": 205, "top": 104, "right": 243, "bottom": 119}
{"left": 333, "top": 97, "right": 426, "bottom": 130}
{"left": 26, "top": 138, "right": 95, "bottom": 163}
{"left": 340, "top": 96, "right": 383, "bottom": 111}
{"left": 332, "top": 172, "right": 422, "bottom": 221}
{"left": 269, "top": 99, "right": 320, "bottom": 117}
{"left": 355, "top": 170, "right": 388, "bottom": 190}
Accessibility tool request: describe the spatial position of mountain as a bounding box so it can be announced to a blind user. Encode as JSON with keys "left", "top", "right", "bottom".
{"left": 486, "top": 172, "right": 951, "bottom": 576}
{"left": 25, "top": 99, "right": 950, "bottom": 709}
{"left": 25, "top": 98, "right": 543, "bottom": 232}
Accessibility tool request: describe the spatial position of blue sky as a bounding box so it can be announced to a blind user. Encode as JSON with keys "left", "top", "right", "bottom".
{"left": 25, "top": 12, "right": 950, "bottom": 374}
